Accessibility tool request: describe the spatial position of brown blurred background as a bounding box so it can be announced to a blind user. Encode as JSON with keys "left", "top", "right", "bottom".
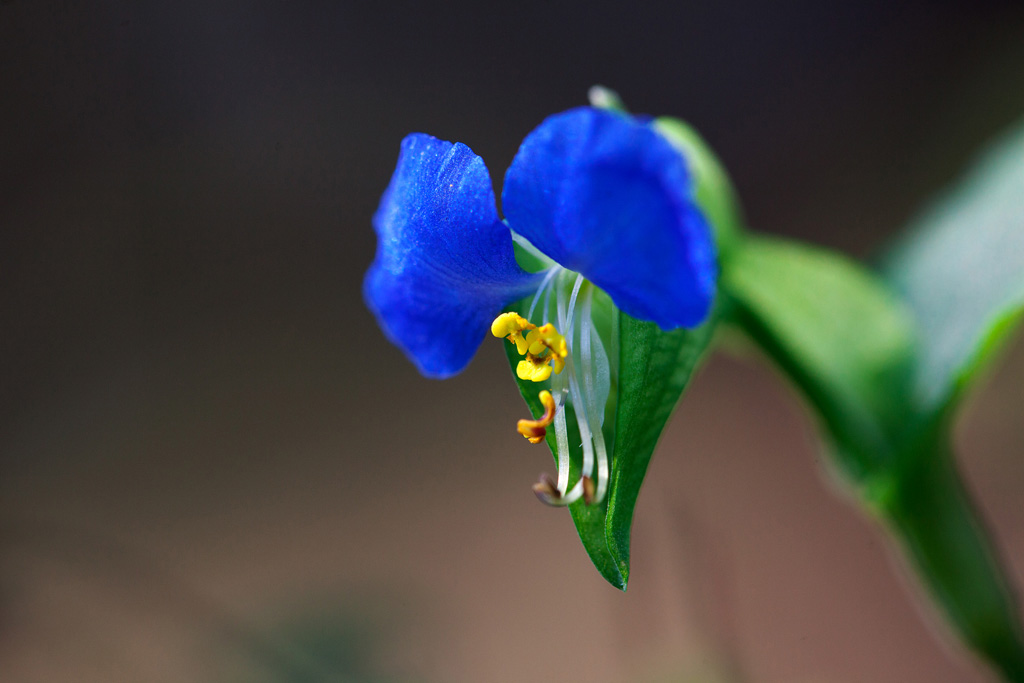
{"left": 2, "top": 1, "right": 1024, "bottom": 681}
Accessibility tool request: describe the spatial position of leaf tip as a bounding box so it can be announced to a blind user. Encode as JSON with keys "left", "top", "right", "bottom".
{"left": 589, "top": 550, "right": 629, "bottom": 591}
{"left": 609, "top": 557, "right": 629, "bottom": 591}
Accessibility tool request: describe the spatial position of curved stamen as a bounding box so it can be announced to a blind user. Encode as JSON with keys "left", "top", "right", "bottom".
{"left": 581, "top": 287, "right": 610, "bottom": 503}
{"left": 553, "top": 272, "right": 574, "bottom": 494}
{"left": 562, "top": 275, "right": 597, "bottom": 500}
{"left": 517, "top": 390, "right": 557, "bottom": 444}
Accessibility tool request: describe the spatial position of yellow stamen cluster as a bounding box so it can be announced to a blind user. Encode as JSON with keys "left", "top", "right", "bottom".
{"left": 517, "top": 390, "right": 557, "bottom": 444}
{"left": 490, "top": 312, "right": 567, "bottom": 383}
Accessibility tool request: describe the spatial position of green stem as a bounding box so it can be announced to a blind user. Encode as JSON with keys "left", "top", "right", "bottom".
{"left": 886, "top": 439, "right": 1024, "bottom": 681}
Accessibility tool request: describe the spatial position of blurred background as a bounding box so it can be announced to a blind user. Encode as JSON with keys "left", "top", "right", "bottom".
{"left": 2, "top": 1, "right": 1024, "bottom": 681}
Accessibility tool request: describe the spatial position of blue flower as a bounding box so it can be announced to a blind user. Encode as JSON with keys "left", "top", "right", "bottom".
{"left": 366, "top": 106, "right": 715, "bottom": 372}
{"left": 365, "top": 105, "right": 716, "bottom": 504}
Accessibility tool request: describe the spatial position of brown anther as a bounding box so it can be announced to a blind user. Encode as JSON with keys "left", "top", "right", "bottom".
{"left": 582, "top": 475, "right": 596, "bottom": 505}
{"left": 516, "top": 390, "right": 557, "bottom": 444}
{"left": 532, "top": 473, "right": 561, "bottom": 506}
{"left": 518, "top": 424, "right": 547, "bottom": 444}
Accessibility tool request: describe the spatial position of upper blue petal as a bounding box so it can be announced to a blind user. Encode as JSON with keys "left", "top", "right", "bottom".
{"left": 365, "top": 133, "right": 539, "bottom": 378}
{"left": 502, "top": 107, "right": 716, "bottom": 329}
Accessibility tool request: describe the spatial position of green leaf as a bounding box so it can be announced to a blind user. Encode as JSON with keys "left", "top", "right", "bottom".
{"left": 605, "top": 305, "right": 719, "bottom": 585}
{"left": 655, "top": 117, "right": 745, "bottom": 257}
{"left": 503, "top": 298, "right": 719, "bottom": 589}
{"left": 723, "top": 119, "right": 1024, "bottom": 680}
{"left": 722, "top": 237, "right": 917, "bottom": 488}
{"left": 881, "top": 119, "right": 1024, "bottom": 416}
{"left": 878, "top": 120, "right": 1024, "bottom": 679}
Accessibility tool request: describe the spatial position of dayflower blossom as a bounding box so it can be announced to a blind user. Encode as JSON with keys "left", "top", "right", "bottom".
{"left": 365, "top": 105, "right": 716, "bottom": 505}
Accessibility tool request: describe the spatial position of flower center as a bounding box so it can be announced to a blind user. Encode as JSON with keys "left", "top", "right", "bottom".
{"left": 491, "top": 268, "right": 615, "bottom": 507}
{"left": 492, "top": 313, "right": 569, "bottom": 383}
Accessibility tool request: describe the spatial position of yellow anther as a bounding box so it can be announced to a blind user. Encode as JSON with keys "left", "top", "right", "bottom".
{"left": 517, "top": 357, "right": 553, "bottom": 383}
{"left": 551, "top": 354, "right": 566, "bottom": 375}
{"left": 524, "top": 323, "right": 567, "bottom": 375}
{"left": 491, "top": 312, "right": 535, "bottom": 355}
{"left": 517, "top": 390, "right": 557, "bottom": 444}
{"left": 493, "top": 314, "right": 567, "bottom": 382}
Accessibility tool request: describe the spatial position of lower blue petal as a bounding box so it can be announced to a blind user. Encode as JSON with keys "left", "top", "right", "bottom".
{"left": 365, "top": 134, "right": 539, "bottom": 378}
{"left": 502, "top": 107, "right": 716, "bottom": 329}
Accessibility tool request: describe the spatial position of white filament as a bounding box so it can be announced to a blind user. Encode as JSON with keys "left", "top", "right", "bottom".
{"left": 566, "top": 277, "right": 595, "bottom": 492}
{"left": 580, "top": 287, "right": 611, "bottom": 502}
{"left": 553, "top": 271, "right": 574, "bottom": 495}
{"left": 552, "top": 353, "right": 571, "bottom": 493}
{"left": 527, "top": 267, "right": 560, "bottom": 321}
{"left": 549, "top": 274, "right": 596, "bottom": 505}
{"left": 566, "top": 273, "right": 584, "bottom": 330}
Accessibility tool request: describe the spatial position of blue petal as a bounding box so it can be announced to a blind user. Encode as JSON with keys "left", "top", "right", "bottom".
{"left": 502, "top": 107, "right": 716, "bottom": 329}
{"left": 365, "top": 134, "right": 539, "bottom": 378}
